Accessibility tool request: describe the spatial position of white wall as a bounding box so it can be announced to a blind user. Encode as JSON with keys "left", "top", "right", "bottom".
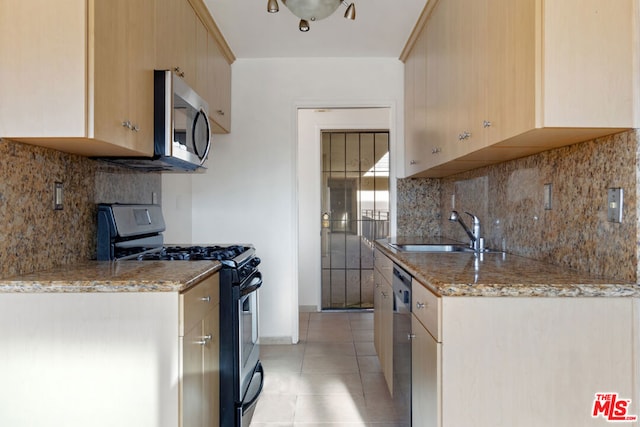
{"left": 163, "top": 57, "right": 404, "bottom": 343}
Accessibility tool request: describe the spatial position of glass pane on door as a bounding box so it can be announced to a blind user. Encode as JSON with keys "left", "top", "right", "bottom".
{"left": 321, "top": 131, "right": 390, "bottom": 310}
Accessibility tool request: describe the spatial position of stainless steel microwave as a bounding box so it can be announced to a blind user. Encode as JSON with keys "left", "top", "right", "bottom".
{"left": 96, "top": 70, "right": 211, "bottom": 171}
{"left": 153, "top": 70, "right": 211, "bottom": 171}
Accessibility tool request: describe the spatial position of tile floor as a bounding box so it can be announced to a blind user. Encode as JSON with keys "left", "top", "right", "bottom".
{"left": 250, "top": 311, "right": 409, "bottom": 427}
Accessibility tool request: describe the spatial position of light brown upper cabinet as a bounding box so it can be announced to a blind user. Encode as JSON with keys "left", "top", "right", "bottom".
{"left": 402, "top": 0, "right": 638, "bottom": 177}
{"left": 156, "top": 0, "right": 232, "bottom": 134}
{"left": 0, "top": 0, "right": 156, "bottom": 156}
{"left": 0, "top": 0, "right": 233, "bottom": 158}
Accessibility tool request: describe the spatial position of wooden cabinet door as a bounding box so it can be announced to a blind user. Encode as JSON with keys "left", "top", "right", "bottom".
{"left": 208, "top": 32, "right": 232, "bottom": 133}
{"left": 203, "top": 305, "right": 220, "bottom": 427}
{"left": 93, "top": 0, "right": 130, "bottom": 147}
{"left": 404, "top": 24, "right": 428, "bottom": 176}
{"left": 195, "top": 16, "right": 210, "bottom": 104}
{"left": 485, "top": 0, "right": 536, "bottom": 145}
{"left": 127, "top": 0, "right": 156, "bottom": 155}
{"left": 412, "top": 315, "right": 440, "bottom": 427}
{"left": 182, "top": 322, "right": 204, "bottom": 427}
{"left": 93, "top": 0, "right": 154, "bottom": 155}
{"left": 380, "top": 280, "right": 394, "bottom": 395}
{"left": 423, "top": 0, "right": 455, "bottom": 170}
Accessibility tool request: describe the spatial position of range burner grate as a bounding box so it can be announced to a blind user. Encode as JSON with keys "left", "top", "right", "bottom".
{"left": 133, "top": 245, "right": 249, "bottom": 261}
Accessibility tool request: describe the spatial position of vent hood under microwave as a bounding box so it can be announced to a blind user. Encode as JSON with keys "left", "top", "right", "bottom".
{"left": 95, "top": 70, "right": 212, "bottom": 172}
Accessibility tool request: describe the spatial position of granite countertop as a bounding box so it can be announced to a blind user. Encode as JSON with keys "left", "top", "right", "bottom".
{"left": 0, "top": 260, "right": 222, "bottom": 293}
{"left": 376, "top": 237, "right": 640, "bottom": 297}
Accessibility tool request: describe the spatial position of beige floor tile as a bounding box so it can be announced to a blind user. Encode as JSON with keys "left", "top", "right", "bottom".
{"left": 297, "top": 373, "right": 364, "bottom": 396}
{"left": 357, "top": 355, "right": 382, "bottom": 373}
{"left": 302, "top": 354, "right": 359, "bottom": 374}
{"left": 251, "top": 394, "right": 297, "bottom": 423}
{"left": 352, "top": 329, "right": 374, "bottom": 342}
{"left": 294, "top": 394, "right": 368, "bottom": 423}
{"left": 304, "top": 341, "right": 356, "bottom": 357}
{"left": 261, "top": 370, "right": 300, "bottom": 396}
{"left": 354, "top": 341, "right": 376, "bottom": 356}
{"left": 306, "top": 327, "right": 354, "bottom": 342}
{"left": 251, "top": 311, "right": 400, "bottom": 427}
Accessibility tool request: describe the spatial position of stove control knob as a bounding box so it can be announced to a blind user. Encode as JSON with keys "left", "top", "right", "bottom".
{"left": 251, "top": 257, "right": 261, "bottom": 267}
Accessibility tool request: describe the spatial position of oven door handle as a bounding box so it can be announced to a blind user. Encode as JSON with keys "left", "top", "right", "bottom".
{"left": 242, "top": 361, "right": 264, "bottom": 415}
{"left": 240, "top": 272, "right": 262, "bottom": 297}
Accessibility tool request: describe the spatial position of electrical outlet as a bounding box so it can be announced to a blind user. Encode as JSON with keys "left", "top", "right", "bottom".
{"left": 607, "top": 188, "right": 623, "bottom": 223}
{"left": 54, "top": 182, "right": 63, "bottom": 210}
{"left": 544, "top": 183, "right": 552, "bottom": 210}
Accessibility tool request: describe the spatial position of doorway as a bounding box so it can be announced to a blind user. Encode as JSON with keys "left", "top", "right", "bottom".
{"left": 321, "top": 131, "right": 390, "bottom": 309}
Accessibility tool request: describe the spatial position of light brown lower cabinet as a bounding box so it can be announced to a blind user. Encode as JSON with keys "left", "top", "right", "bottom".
{"left": 0, "top": 273, "right": 220, "bottom": 427}
{"left": 410, "top": 288, "right": 636, "bottom": 427}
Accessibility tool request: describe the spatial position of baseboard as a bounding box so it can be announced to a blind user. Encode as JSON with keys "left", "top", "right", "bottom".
{"left": 298, "top": 305, "right": 318, "bottom": 313}
{"left": 259, "top": 336, "right": 296, "bottom": 345}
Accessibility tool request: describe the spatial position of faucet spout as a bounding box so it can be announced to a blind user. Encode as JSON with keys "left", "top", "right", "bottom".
{"left": 449, "top": 210, "right": 482, "bottom": 251}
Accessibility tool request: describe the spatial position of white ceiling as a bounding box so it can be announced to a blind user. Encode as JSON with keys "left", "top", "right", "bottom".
{"left": 203, "top": 0, "right": 428, "bottom": 59}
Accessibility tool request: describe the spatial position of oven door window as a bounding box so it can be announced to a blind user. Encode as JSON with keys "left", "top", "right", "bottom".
{"left": 240, "top": 290, "right": 258, "bottom": 368}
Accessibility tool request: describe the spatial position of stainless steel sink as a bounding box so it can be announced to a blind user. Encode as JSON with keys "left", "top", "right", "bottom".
{"left": 388, "top": 243, "right": 474, "bottom": 253}
{"left": 388, "top": 243, "right": 503, "bottom": 254}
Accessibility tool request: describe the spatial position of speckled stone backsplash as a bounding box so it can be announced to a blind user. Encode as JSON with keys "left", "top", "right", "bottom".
{"left": 398, "top": 130, "right": 639, "bottom": 283}
{"left": 397, "top": 177, "right": 442, "bottom": 236}
{"left": 0, "top": 139, "right": 161, "bottom": 277}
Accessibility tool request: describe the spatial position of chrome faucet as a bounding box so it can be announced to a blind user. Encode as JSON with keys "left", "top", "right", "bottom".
{"left": 449, "top": 210, "right": 483, "bottom": 252}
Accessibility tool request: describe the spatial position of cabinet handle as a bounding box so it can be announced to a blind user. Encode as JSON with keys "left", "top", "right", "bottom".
{"left": 174, "top": 67, "right": 185, "bottom": 78}
{"left": 458, "top": 131, "right": 471, "bottom": 140}
{"left": 195, "top": 334, "right": 213, "bottom": 345}
{"left": 122, "top": 120, "right": 132, "bottom": 129}
{"left": 416, "top": 301, "right": 426, "bottom": 309}
{"left": 200, "top": 296, "right": 211, "bottom": 303}
{"left": 216, "top": 110, "right": 225, "bottom": 116}
{"left": 407, "top": 333, "right": 416, "bottom": 340}
{"left": 483, "top": 120, "right": 492, "bottom": 128}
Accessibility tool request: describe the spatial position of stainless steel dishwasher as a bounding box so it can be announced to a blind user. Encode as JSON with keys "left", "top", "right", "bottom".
{"left": 392, "top": 263, "right": 412, "bottom": 424}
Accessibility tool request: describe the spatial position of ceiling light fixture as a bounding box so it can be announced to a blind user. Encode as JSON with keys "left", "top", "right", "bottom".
{"left": 267, "top": 0, "right": 356, "bottom": 32}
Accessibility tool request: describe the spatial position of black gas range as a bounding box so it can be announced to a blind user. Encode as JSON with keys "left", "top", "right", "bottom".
{"left": 96, "top": 204, "right": 263, "bottom": 427}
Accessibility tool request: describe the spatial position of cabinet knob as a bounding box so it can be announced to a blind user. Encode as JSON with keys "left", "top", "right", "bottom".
{"left": 381, "top": 291, "right": 389, "bottom": 298}
{"left": 458, "top": 131, "right": 471, "bottom": 140}
{"left": 122, "top": 120, "right": 132, "bottom": 129}
{"left": 200, "top": 296, "right": 211, "bottom": 303}
{"left": 416, "top": 301, "right": 426, "bottom": 309}
{"left": 131, "top": 124, "right": 140, "bottom": 132}
{"left": 174, "top": 67, "right": 185, "bottom": 78}
{"left": 195, "top": 334, "right": 213, "bottom": 346}
{"left": 407, "top": 333, "right": 416, "bottom": 340}
{"left": 483, "top": 120, "right": 492, "bottom": 128}
{"left": 216, "top": 110, "right": 225, "bottom": 116}
{"left": 431, "top": 147, "right": 441, "bottom": 154}
{"left": 410, "top": 160, "right": 417, "bottom": 165}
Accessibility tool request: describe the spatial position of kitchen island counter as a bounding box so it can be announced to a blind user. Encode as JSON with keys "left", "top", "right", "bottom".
{"left": 376, "top": 237, "right": 639, "bottom": 297}
{"left": 0, "top": 260, "right": 222, "bottom": 293}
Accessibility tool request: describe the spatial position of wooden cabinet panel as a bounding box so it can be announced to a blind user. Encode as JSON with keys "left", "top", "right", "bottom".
{"left": 374, "top": 249, "right": 394, "bottom": 395}
{"left": 412, "top": 280, "right": 441, "bottom": 342}
{"left": 208, "top": 31, "right": 232, "bottom": 133}
{"left": 180, "top": 273, "right": 220, "bottom": 427}
{"left": 1, "top": 0, "right": 232, "bottom": 157}
{"left": 403, "top": 0, "right": 637, "bottom": 178}
{"left": 411, "top": 315, "right": 441, "bottom": 427}
{"left": 93, "top": 0, "right": 155, "bottom": 155}
{"left": 0, "top": 0, "right": 155, "bottom": 156}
